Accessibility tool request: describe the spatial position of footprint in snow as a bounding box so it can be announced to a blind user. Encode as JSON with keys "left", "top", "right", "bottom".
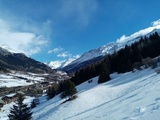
{"left": 150, "top": 97, "right": 160, "bottom": 111}
{"left": 134, "top": 106, "right": 146, "bottom": 116}
{"left": 152, "top": 105, "right": 160, "bottom": 111}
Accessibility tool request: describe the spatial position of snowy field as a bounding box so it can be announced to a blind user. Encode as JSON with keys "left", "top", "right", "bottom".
{"left": 33, "top": 68, "right": 160, "bottom": 120}
{"left": 1, "top": 68, "right": 160, "bottom": 120}
{"left": 0, "top": 72, "right": 45, "bottom": 87}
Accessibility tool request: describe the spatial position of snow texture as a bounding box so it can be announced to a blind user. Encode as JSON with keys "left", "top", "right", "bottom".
{"left": 1, "top": 68, "right": 160, "bottom": 120}
{"left": 48, "top": 58, "right": 76, "bottom": 69}
{"left": 31, "top": 68, "right": 160, "bottom": 120}
{"left": 0, "top": 72, "right": 45, "bottom": 87}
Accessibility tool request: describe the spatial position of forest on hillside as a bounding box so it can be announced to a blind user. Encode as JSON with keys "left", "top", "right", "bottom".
{"left": 71, "top": 32, "right": 160, "bottom": 85}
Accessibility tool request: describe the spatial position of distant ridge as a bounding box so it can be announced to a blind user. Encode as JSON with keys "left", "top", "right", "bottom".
{"left": 0, "top": 46, "right": 54, "bottom": 73}
{"left": 60, "top": 25, "right": 160, "bottom": 73}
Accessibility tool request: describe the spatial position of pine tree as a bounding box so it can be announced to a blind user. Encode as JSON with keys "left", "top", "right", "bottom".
{"left": 60, "top": 80, "right": 77, "bottom": 100}
{"left": 98, "top": 63, "right": 111, "bottom": 83}
{"left": 47, "top": 85, "right": 56, "bottom": 100}
{"left": 8, "top": 94, "right": 32, "bottom": 120}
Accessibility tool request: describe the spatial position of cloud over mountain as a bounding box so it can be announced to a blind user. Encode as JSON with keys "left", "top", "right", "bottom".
{"left": 0, "top": 18, "right": 48, "bottom": 55}
{"left": 117, "top": 19, "right": 160, "bottom": 43}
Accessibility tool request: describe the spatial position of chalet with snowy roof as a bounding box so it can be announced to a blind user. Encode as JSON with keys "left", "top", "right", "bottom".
{"left": 2, "top": 93, "right": 17, "bottom": 104}
{"left": 16, "top": 91, "right": 25, "bottom": 96}
{"left": 2, "top": 91, "right": 25, "bottom": 104}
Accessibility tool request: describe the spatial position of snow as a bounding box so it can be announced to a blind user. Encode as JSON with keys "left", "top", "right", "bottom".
{"left": 0, "top": 45, "right": 17, "bottom": 54}
{"left": 5, "top": 93, "right": 16, "bottom": 97}
{"left": 0, "top": 72, "right": 45, "bottom": 87}
{"left": 0, "top": 78, "right": 32, "bottom": 87}
{"left": 0, "top": 96, "right": 34, "bottom": 120}
{"left": 31, "top": 68, "right": 160, "bottom": 120}
{"left": 48, "top": 58, "right": 77, "bottom": 69}
{"left": 67, "top": 42, "right": 118, "bottom": 67}
{"left": 48, "top": 60, "right": 66, "bottom": 69}
{"left": 0, "top": 68, "right": 160, "bottom": 120}
{"left": 55, "top": 71, "right": 67, "bottom": 76}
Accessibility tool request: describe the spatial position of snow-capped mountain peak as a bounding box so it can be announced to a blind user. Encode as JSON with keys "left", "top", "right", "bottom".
{"left": 59, "top": 24, "right": 160, "bottom": 73}
{"left": 0, "top": 45, "right": 18, "bottom": 54}
{"left": 48, "top": 58, "right": 77, "bottom": 69}
{"left": 69, "top": 42, "right": 118, "bottom": 66}
{"left": 49, "top": 20, "right": 160, "bottom": 71}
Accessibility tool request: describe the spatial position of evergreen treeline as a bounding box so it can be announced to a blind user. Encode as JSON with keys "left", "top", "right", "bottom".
{"left": 71, "top": 32, "right": 160, "bottom": 85}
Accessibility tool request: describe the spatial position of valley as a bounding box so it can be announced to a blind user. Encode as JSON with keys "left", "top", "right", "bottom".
{"left": 1, "top": 20, "right": 160, "bottom": 120}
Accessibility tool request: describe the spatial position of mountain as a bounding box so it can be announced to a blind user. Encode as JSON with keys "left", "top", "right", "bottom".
{"left": 0, "top": 46, "right": 54, "bottom": 73}
{"left": 67, "top": 42, "right": 118, "bottom": 66}
{"left": 48, "top": 58, "right": 76, "bottom": 69}
{"left": 61, "top": 26, "right": 160, "bottom": 74}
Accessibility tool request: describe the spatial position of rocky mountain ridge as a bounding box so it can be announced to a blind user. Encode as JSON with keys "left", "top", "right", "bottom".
{"left": 0, "top": 47, "right": 54, "bottom": 73}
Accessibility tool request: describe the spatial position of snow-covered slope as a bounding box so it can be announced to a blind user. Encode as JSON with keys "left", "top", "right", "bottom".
{"left": 69, "top": 42, "right": 118, "bottom": 66}
{"left": 30, "top": 68, "right": 160, "bottom": 120}
{"left": 0, "top": 45, "right": 18, "bottom": 54}
{"left": 0, "top": 72, "right": 46, "bottom": 87}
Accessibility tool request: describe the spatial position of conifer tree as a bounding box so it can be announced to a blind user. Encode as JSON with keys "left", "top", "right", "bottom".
{"left": 60, "top": 80, "right": 77, "bottom": 99}
{"left": 98, "top": 63, "right": 110, "bottom": 83}
{"left": 8, "top": 94, "right": 32, "bottom": 120}
{"left": 47, "top": 85, "right": 56, "bottom": 100}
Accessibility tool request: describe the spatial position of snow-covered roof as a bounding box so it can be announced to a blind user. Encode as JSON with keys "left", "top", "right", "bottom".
{"left": 5, "top": 93, "right": 16, "bottom": 97}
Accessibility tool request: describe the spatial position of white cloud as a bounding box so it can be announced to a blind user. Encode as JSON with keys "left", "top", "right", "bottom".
{"left": 48, "top": 47, "right": 63, "bottom": 54}
{"left": 0, "top": 18, "right": 48, "bottom": 55}
{"left": 57, "top": 52, "right": 72, "bottom": 58}
{"left": 47, "top": 50, "right": 54, "bottom": 54}
{"left": 117, "top": 19, "right": 160, "bottom": 43}
{"left": 21, "top": 19, "right": 52, "bottom": 39}
{"left": 57, "top": 0, "right": 97, "bottom": 28}
{"left": 48, "top": 46, "right": 78, "bottom": 58}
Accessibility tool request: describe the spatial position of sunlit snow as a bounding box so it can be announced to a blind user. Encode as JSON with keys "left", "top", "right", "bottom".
{"left": 33, "top": 68, "right": 160, "bottom": 120}
{"left": 1, "top": 68, "right": 160, "bottom": 120}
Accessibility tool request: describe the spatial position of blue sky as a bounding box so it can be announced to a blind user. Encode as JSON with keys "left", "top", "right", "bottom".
{"left": 0, "top": 0, "right": 160, "bottom": 62}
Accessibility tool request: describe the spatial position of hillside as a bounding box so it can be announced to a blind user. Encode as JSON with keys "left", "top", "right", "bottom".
{"left": 1, "top": 67, "right": 160, "bottom": 120}
{"left": 0, "top": 47, "right": 54, "bottom": 73}
{"left": 29, "top": 68, "right": 160, "bottom": 120}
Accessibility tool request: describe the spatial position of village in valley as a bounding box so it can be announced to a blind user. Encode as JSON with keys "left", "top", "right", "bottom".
{"left": 0, "top": 70, "right": 70, "bottom": 111}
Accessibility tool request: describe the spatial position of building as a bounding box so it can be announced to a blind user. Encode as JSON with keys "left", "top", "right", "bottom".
{"left": 2, "top": 91, "right": 25, "bottom": 104}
